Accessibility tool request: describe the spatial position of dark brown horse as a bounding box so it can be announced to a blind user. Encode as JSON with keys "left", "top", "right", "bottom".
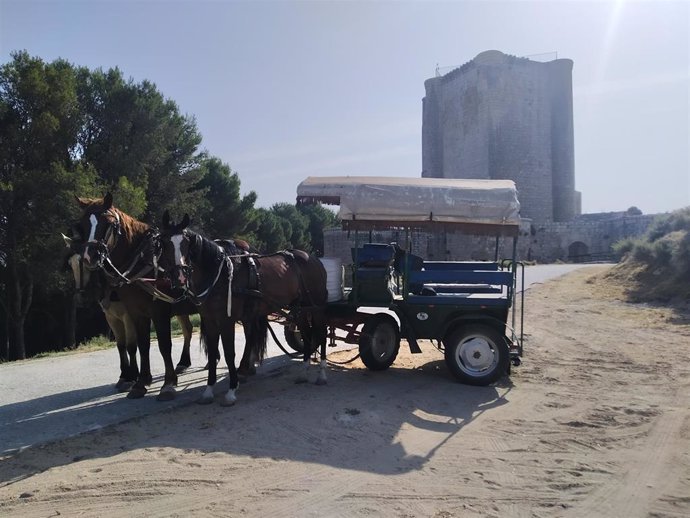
{"left": 72, "top": 193, "right": 260, "bottom": 400}
{"left": 158, "top": 212, "right": 329, "bottom": 405}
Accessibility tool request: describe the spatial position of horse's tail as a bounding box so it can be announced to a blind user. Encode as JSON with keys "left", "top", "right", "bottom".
{"left": 246, "top": 315, "right": 268, "bottom": 363}
{"left": 199, "top": 318, "right": 208, "bottom": 358}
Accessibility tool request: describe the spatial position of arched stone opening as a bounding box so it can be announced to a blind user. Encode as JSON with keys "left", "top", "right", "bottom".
{"left": 568, "top": 241, "right": 590, "bottom": 263}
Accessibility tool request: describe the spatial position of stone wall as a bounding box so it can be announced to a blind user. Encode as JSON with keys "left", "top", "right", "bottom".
{"left": 524, "top": 213, "right": 657, "bottom": 262}
{"left": 322, "top": 213, "right": 659, "bottom": 265}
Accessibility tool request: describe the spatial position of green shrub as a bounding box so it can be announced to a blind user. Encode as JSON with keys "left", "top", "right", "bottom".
{"left": 631, "top": 242, "right": 655, "bottom": 264}
{"left": 612, "top": 237, "right": 637, "bottom": 260}
{"left": 671, "top": 231, "right": 690, "bottom": 275}
{"left": 619, "top": 206, "right": 690, "bottom": 301}
{"left": 652, "top": 238, "right": 673, "bottom": 266}
{"left": 646, "top": 208, "right": 690, "bottom": 242}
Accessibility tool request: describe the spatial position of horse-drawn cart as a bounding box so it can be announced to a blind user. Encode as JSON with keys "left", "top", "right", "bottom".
{"left": 290, "top": 176, "right": 525, "bottom": 386}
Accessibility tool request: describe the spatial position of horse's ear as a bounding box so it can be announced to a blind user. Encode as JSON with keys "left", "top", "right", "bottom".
{"left": 162, "top": 210, "right": 171, "bottom": 229}
{"left": 181, "top": 213, "right": 190, "bottom": 229}
{"left": 75, "top": 195, "right": 90, "bottom": 209}
{"left": 103, "top": 192, "right": 113, "bottom": 210}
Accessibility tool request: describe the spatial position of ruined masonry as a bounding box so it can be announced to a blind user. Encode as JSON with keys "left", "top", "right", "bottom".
{"left": 323, "top": 50, "right": 657, "bottom": 263}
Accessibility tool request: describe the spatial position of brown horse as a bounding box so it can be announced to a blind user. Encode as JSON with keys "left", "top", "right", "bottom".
{"left": 72, "top": 193, "right": 261, "bottom": 400}
{"left": 159, "top": 212, "right": 329, "bottom": 406}
{"left": 64, "top": 247, "right": 194, "bottom": 392}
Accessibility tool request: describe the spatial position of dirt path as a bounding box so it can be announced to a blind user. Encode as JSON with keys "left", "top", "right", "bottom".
{"left": 1, "top": 266, "right": 689, "bottom": 517}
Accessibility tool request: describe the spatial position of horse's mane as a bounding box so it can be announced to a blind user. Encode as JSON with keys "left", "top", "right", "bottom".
{"left": 78, "top": 196, "right": 150, "bottom": 245}
{"left": 185, "top": 230, "right": 257, "bottom": 274}
{"left": 187, "top": 230, "right": 229, "bottom": 272}
{"left": 112, "top": 207, "right": 150, "bottom": 245}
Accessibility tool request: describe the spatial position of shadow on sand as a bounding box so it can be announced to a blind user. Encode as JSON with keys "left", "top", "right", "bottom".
{"left": 0, "top": 355, "right": 513, "bottom": 485}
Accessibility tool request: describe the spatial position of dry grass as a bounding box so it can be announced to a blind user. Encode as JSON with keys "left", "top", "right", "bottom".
{"left": 591, "top": 261, "right": 690, "bottom": 326}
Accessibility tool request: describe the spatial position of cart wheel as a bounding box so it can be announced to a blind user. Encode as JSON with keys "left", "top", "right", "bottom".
{"left": 443, "top": 324, "right": 509, "bottom": 386}
{"left": 284, "top": 324, "right": 318, "bottom": 355}
{"left": 359, "top": 314, "right": 400, "bottom": 371}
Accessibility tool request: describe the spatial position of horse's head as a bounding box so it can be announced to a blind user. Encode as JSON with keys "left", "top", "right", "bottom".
{"left": 65, "top": 251, "right": 93, "bottom": 306}
{"left": 59, "top": 217, "right": 90, "bottom": 305}
{"left": 159, "top": 210, "right": 194, "bottom": 291}
{"left": 62, "top": 230, "right": 107, "bottom": 309}
{"left": 73, "top": 193, "right": 122, "bottom": 270}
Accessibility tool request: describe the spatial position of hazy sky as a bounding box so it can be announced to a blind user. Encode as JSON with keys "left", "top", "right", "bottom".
{"left": 1, "top": 0, "right": 688, "bottom": 214}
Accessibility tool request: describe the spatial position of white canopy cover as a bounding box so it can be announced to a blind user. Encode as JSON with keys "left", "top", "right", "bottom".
{"left": 297, "top": 176, "right": 521, "bottom": 234}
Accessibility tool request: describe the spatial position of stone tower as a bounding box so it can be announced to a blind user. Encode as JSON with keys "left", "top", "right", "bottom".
{"left": 422, "top": 50, "right": 579, "bottom": 223}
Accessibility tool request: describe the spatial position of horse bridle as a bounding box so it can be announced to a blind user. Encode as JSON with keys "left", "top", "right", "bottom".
{"left": 83, "top": 209, "right": 122, "bottom": 271}
{"left": 162, "top": 231, "right": 222, "bottom": 294}
{"left": 81, "top": 210, "right": 166, "bottom": 291}
{"left": 159, "top": 230, "right": 250, "bottom": 313}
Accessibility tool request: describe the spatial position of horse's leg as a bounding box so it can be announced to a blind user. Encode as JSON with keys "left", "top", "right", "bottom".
{"left": 237, "top": 321, "right": 256, "bottom": 378}
{"left": 295, "top": 312, "right": 313, "bottom": 384}
{"left": 219, "top": 319, "right": 239, "bottom": 407}
{"left": 121, "top": 308, "right": 140, "bottom": 384}
{"left": 202, "top": 315, "right": 219, "bottom": 371}
{"left": 235, "top": 298, "right": 254, "bottom": 377}
{"left": 153, "top": 302, "right": 178, "bottom": 402}
{"left": 198, "top": 317, "right": 219, "bottom": 405}
{"left": 105, "top": 312, "right": 133, "bottom": 392}
{"left": 313, "top": 310, "right": 328, "bottom": 386}
{"left": 175, "top": 314, "right": 193, "bottom": 374}
{"left": 127, "top": 316, "right": 152, "bottom": 399}
{"left": 239, "top": 315, "right": 268, "bottom": 378}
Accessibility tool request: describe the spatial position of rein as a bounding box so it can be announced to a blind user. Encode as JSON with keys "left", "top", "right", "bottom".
{"left": 179, "top": 253, "right": 234, "bottom": 310}
{"left": 88, "top": 227, "right": 192, "bottom": 304}
{"left": 167, "top": 232, "right": 253, "bottom": 314}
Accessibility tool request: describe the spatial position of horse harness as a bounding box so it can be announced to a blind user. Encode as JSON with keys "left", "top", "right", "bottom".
{"left": 240, "top": 250, "right": 321, "bottom": 321}
{"left": 180, "top": 244, "right": 318, "bottom": 322}
{"left": 78, "top": 215, "right": 314, "bottom": 320}
{"left": 76, "top": 217, "right": 193, "bottom": 304}
{"left": 178, "top": 237, "right": 260, "bottom": 314}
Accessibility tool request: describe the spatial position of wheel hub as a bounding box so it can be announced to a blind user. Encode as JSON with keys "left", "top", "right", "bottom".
{"left": 458, "top": 337, "right": 495, "bottom": 372}
{"left": 373, "top": 327, "right": 395, "bottom": 359}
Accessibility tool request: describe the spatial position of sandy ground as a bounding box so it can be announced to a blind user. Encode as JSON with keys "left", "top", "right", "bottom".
{"left": 1, "top": 265, "right": 689, "bottom": 518}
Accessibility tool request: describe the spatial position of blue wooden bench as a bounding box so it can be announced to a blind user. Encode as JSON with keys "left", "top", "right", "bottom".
{"left": 408, "top": 269, "right": 512, "bottom": 298}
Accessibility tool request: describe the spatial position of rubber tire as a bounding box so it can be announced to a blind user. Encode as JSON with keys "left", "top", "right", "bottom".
{"left": 283, "top": 324, "right": 318, "bottom": 355}
{"left": 443, "top": 323, "right": 509, "bottom": 386}
{"left": 359, "top": 314, "right": 400, "bottom": 371}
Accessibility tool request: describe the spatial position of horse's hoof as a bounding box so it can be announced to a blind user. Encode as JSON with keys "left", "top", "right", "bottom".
{"left": 237, "top": 367, "right": 256, "bottom": 377}
{"left": 315, "top": 378, "right": 328, "bottom": 386}
{"left": 196, "top": 396, "right": 214, "bottom": 405}
{"left": 127, "top": 386, "right": 147, "bottom": 399}
{"left": 115, "top": 379, "right": 134, "bottom": 392}
{"left": 157, "top": 386, "right": 177, "bottom": 402}
{"left": 175, "top": 363, "right": 190, "bottom": 374}
{"left": 220, "top": 397, "right": 237, "bottom": 407}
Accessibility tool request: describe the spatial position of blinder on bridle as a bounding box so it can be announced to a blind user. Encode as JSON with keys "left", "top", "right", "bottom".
{"left": 166, "top": 229, "right": 199, "bottom": 291}
{"left": 83, "top": 208, "right": 122, "bottom": 270}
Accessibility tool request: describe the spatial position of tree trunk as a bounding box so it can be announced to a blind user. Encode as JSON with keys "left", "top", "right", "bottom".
{"left": 8, "top": 256, "right": 33, "bottom": 361}
{"left": 9, "top": 316, "right": 26, "bottom": 360}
